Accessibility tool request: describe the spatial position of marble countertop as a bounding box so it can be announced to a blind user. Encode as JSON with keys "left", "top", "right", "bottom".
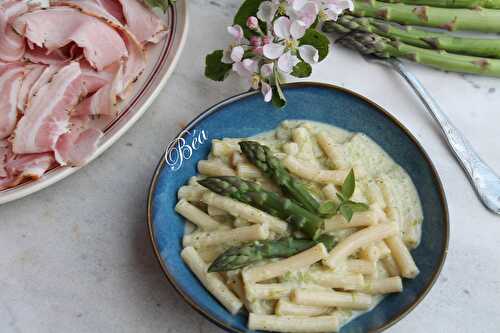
{"left": 1, "top": 1, "right": 500, "bottom": 332}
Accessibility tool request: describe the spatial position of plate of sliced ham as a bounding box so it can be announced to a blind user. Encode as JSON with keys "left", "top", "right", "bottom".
{"left": 0, "top": 0, "right": 188, "bottom": 204}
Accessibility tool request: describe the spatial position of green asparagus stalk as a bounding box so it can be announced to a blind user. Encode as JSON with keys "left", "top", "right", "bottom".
{"left": 239, "top": 141, "right": 320, "bottom": 214}
{"left": 378, "top": 0, "right": 500, "bottom": 9}
{"left": 352, "top": 0, "right": 500, "bottom": 32}
{"left": 323, "top": 15, "right": 500, "bottom": 58}
{"left": 198, "top": 176, "right": 324, "bottom": 239}
{"left": 337, "top": 32, "right": 500, "bottom": 77}
{"left": 208, "top": 235, "right": 336, "bottom": 272}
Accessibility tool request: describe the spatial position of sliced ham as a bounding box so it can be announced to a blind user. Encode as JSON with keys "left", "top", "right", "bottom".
{"left": 0, "top": 140, "right": 55, "bottom": 190}
{"left": 0, "top": 0, "right": 169, "bottom": 190}
{"left": 13, "top": 7, "right": 128, "bottom": 71}
{"left": 80, "top": 61, "right": 114, "bottom": 97}
{"left": 17, "top": 63, "right": 46, "bottom": 112}
{"left": 24, "top": 46, "right": 71, "bottom": 65}
{"left": 0, "top": 1, "right": 28, "bottom": 62}
{"left": 93, "top": 0, "right": 125, "bottom": 24}
{"left": 55, "top": 116, "right": 103, "bottom": 166}
{"left": 74, "top": 62, "right": 123, "bottom": 117}
{"left": 52, "top": 0, "right": 146, "bottom": 100}
{"left": 0, "top": 65, "right": 24, "bottom": 139}
{"left": 13, "top": 62, "right": 82, "bottom": 157}
{"left": 25, "top": 63, "right": 65, "bottom": 113}
{"left": 0, "top": 59, "right": 21, "bottom": 74}
{"left": 98, "top": 0, "right": 168, "bottom": 45}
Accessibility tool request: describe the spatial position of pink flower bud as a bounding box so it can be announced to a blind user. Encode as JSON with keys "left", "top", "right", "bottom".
{"left": 250, "top": 36, "right": 262, "bottom": 47}
{"left": 262, "top": 35, "right": 271, "bottom": 45}
{"left": 246, "top": 16, "right": 259, "bottom": 30}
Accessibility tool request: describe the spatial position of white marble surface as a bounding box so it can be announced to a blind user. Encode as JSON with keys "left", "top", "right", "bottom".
{"left": 1, "top": 1, "right": 500, "bottom": 332}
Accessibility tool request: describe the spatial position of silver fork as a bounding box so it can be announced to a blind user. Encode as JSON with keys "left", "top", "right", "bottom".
{"left": 361, "top": 54, "right": 500, "bottom": 214}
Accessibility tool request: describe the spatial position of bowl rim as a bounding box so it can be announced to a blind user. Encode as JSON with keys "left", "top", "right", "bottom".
{"left": 146, "top": 81, "right": 450, "bottom": 333}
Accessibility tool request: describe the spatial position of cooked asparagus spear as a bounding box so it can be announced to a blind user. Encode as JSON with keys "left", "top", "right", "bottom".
{"left": 239, "top": 141, "right": 320, "bottom": 213}
{"left": 337, "top": 32, "right": 500, "bottom": 77}
{"left": 378, "top": 0, "right": 500, "bottom": 9}
{"left": 198, "top": 176, "right": 324, "bottom": 239}
{"left": 323, "top": 15, "right": 500, "bottom": 58}
{"left": 352, "top": 0, "right": 500, "bottom": 32}
{"left": 208, "top": 235, "right": 336, "bottom": 272}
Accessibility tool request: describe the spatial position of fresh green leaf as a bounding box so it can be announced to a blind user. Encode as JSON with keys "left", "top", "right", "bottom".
{"left": 144, "top": 0, "right": 175, "bottom": 12}
{"left": 291, "top": 61, "right": 312, "bottom": 78}
{"left": 341, "top": 169, "right": 355, "bottom": 199}
{"left": 309, "top": 16, "right": 319, "bottom": 30}
{"left": 299, "top": 29, "right": 330, "bottom": 61}
{"left": 205, "top": 50, "right": 232, "bottom": 81}
{"left": 344, "top": 201, "right": 370, "bottom": 213}
{"left": 339, "top": 204, "right": 354, "bottom": 222}
{"left": 336, "top": 192, "right": 345, "bottom": 202}
{"left": 234, "top": 0, "right": 265, "bottom": 39}
{"left": 316, "top": 234, "right": 337, "bottom": 251}
{"left": 318, "top": 201, "right": 338, "bottom": 215}
{"left": 271, "top": 74, "right": 287, "bottom": 108}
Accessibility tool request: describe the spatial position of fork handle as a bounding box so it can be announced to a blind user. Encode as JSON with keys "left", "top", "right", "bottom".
{"left": 388, "top": 59, "right": 500, "bottom": 214}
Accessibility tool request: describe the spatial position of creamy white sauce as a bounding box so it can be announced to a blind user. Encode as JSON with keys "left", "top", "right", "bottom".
{"left": 182, "top": 120, "right": 424, "bottom": 331}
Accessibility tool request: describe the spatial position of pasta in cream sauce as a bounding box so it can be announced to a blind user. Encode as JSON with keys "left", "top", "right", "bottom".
{"left": 176, "top": 120, "right": 423, "bottom": 332}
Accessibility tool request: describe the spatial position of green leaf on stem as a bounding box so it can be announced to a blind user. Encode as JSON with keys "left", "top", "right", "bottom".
{"left": 291, "top": 61, "right": 312, "bottom": 78}
{"left": 299, "top": 29, "right": 330, "bottom": 61}
{"left": 144, "top": 0, "right": 175, "bottom": 12}
{"left": 319, "top": 169, "right": 370, "bottom": 221}
{"left": 344, "top": 201, "right": 370, "bottom": 213}
{"left": 205, "top": 50, "right": 232, "bottom": 81}
{"left": 234, "top": 0, "right": 265, "bottom": 39}
{"left": 318, "top": 201, "right": 338, "bottom": 215}
{"left": 341, "top": 169, "right": 355, "bottom": 199}
{"left": 271, "top": 70, "right": 287, "bottom": 108}
{"left": 271, "top": 85, "right": 287, "bottom": 108}
{"left": 339, "top": 204, "right": 354, "bottom": 222}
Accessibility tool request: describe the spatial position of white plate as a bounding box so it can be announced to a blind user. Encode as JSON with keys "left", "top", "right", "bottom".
{"left": 0, "top": 0, "right": 189, "bottom": 205}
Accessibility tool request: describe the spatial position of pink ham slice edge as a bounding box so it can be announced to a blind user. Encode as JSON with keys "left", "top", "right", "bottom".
{"left": 0, "top": 140, "right": 55, "bottom": 190}
{"left": 12, "top": 61, "right": 82, "bottom": 159}
{"left": 105, "top": 0, "right": 168, "bottom": 45}
{"left": 12, "top": 7, "right": 129, "bottom": 71}
{"left": 0, "top": 1, "right": 28, "bottom": 62}
{"left": 52, "top": 0, "right": 146, "bottom": 100}
{"left": 55, "top": 116, "right": 104, "bottom": 166}
{"left": 24, "top": 46, "right": 71, "bottom": 66}
{"left": 0, "top": 65, "right": 24, "bottom": 139}
{"left": 17, "top": 63, "right": 46, "bottom": 112}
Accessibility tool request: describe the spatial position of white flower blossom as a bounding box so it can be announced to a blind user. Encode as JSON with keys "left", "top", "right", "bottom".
{"left": 214, "top": 0, "right": 354, "bottom": 105}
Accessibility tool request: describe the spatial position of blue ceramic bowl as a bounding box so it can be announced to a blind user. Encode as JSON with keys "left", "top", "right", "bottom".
{"left": 147, "top": 83, "right": 449, "bottom": 333}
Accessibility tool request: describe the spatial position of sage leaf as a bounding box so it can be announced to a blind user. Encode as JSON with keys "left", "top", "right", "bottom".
{"left": 339, "top": 204, "right": 353, "bottom": 222}
{"left": 341, "top": 169, "right": 355, "bottom": 199}
{"left": 318, "top": 201, "right": 338, "bottom": 215}
{"left": 344, "top": 201, "right": 370, "bottom": 213}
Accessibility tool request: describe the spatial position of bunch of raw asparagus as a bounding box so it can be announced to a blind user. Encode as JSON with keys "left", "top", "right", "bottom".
{"left": 322, "top": 0, "right": 500, "bottom": 77}
{"left": 197, "top": 141, "right": 366, "bottom": 272}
